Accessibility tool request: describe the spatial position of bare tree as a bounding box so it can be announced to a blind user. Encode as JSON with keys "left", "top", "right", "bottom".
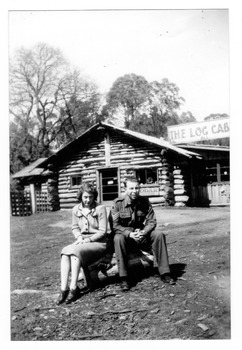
{"left": 9, "top": 43, "right": 102, "bottom": 171}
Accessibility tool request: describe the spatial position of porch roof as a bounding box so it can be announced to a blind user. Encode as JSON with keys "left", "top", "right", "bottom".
{"left": 12, "top": 158, "right": 47, "bottom": 179}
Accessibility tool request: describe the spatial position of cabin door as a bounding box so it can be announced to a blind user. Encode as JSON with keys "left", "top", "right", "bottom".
{"left": 99, "top": 168, "right": 119, "bottom": 204}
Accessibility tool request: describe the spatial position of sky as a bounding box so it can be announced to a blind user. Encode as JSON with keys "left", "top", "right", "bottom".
{"left": 8, "top": 8, "right": 229, "bottom": 121}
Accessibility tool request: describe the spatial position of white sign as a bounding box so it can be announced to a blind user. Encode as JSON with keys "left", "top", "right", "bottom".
{"left": 167, "top": 118, "right": 230, "bottom": 144}
{"left": 140, "top": 186, "right": 160, "bottom": 196}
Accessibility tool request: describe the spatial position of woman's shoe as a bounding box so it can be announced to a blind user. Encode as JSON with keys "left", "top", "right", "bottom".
{"left": 119, "top": 278, "right": 130, "bottom": 292}
{"left": 160, "top": 273, "right": 176, "bottom": 285}
{"left": 56, "top": 289, "right": 69, "bottom": 305}
{"left": 65, "top": 286, "right": 81, "bottom": 304}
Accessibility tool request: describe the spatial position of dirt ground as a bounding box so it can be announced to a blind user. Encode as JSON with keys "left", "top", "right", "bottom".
{"left": 10, "top": 205, "right": 230, "bottom": 340}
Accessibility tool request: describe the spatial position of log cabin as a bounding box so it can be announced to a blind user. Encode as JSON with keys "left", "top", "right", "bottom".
{"left": 12, "top": 122, "right": 230, "bottom": 211}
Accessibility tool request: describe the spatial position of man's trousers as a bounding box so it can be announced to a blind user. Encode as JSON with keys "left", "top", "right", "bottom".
{"left": 113, "top": 230, "right": 171, "bottom": 277}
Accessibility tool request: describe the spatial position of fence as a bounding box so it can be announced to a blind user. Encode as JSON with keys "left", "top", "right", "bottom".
{"left": 10, "top": 191, "right": 32, "bottom": 216}
{"left": 10, "top": 190, "right": 49, "bottom": 216}
{"left": 36, "top": 191, "right": 49, "bottom": 212}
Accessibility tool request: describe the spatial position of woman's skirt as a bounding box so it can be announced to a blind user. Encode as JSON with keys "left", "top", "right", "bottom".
{"left": 61, "top": 241, "right": 107, "bottom": 267}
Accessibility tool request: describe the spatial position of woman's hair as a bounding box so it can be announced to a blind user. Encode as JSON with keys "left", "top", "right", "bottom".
{"left": 76, "top": 182, "right": 98, "bottom": 202}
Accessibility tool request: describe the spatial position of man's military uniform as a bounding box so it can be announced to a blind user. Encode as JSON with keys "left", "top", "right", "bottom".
{"left": 110, "top": 194, "right": 171, "bottom": 278}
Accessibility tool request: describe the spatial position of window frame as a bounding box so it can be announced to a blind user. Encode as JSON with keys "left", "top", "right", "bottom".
{"left": 135, "top": 168, "right": 158, "bottom": 186}
{"left": 205, "top": 161, "right": 230, "bottom": 183}
{"left": 70, "top": 175, "right": 82, "bottom": 188}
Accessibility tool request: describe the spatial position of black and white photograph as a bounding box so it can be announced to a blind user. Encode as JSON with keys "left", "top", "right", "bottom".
{"left": 4, "top": 0, "right": 241, "bottom": 346}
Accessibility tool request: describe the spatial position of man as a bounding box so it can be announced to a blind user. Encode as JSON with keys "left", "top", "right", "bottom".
{"left": 110, "top": 177, "right": 175, "bottom": 291}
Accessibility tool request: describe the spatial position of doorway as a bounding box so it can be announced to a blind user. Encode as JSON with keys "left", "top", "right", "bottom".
{"left": 99, "top": 168, "right": 119, "bottom": 204}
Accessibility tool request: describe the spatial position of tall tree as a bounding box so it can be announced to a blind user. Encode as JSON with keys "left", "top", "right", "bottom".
{"left": 104, "top": 73, "right": 150, "bottom": 127}
{"left": 9, "top": 43, "right": 102, "bottom": 171}
{"left": 178, "top": 111, "right": 197, "bottom": 124}
{"left": 52, "top": 70, "right": 103, "bottom": 148}
{"left": 9, "top": 43, "right": 68, "bottom": 157}
{"left": 128, "top": 78, "right": 185, "bottom": 138}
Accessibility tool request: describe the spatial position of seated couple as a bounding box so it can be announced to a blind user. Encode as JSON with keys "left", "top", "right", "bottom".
{"left": 56, "top": 178, "right": 175, "bottom": 305}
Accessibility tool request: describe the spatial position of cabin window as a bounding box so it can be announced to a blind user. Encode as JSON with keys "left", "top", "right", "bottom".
{"left": 205, "top": 160, "right": 230, "bottom": 183}
{"left": 136, "top": 168, "right": 158, "bottom": 185}
{"left": 70, "top": 176, "right": 82, "bottom": 187}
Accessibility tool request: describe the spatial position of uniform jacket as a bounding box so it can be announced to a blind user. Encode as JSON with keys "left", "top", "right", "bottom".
{"left": 110, "top": 194, "right": 157, "bottom": 238}
{"left": 71, "top": 202, "right": 107, "bottom": 242}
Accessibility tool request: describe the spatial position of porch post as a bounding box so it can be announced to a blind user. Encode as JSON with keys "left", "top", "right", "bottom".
{"left": 104, "top": 133, "right": 111, "bottom": 166}
{"left": 30, "top": 183, "right": 36, "bottom": 214}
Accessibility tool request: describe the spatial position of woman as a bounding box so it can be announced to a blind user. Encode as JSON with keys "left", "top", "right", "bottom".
{"left": 56, "top": 182, "right": 108, "bottom": 305}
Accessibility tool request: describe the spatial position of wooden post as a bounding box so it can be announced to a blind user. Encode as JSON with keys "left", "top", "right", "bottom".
{"left": 189, "top": 158, "right": 194, "bottom": 206}
{"left": 217, "top": 163, "right": 221, "bottom": 182}
{"left": 30, "top": 183, "right": 36, "bottom": 214}
{"left": 105, "top": 133, "right": 111, "bottom": 166}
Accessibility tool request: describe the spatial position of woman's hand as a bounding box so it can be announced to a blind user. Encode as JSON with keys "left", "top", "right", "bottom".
{"left": 83, "top": 237, "right": 92, "bottom": 244}
{"left": 75, "top": 235, "right": 84, "bottom": 245}
{"left": 75, "top": 236, "right": 92, "bottom": 244}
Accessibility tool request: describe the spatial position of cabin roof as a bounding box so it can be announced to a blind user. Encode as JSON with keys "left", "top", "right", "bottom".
{"left": 176, "top": 143, "right": 229, "bottom": 152}
{"left": 12, "top": 123, "right": 203, "bottom": 179}
{"left": 12, "top": 158, "right": 47, "bottom": 179}
{"left": 42, "top": 122, "right": 201, "bottom": 165}
{"left": 102, "top": 123, "right": 201, "bottom": 158}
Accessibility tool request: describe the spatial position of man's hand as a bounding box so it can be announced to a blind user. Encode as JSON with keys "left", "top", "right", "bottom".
{"left": 129, "top": 231, "right": 140, "bottom": 242}
{"left": 129, "top": 229, "right": 146, "bottom": 242}
{"left": 136, "top": 229, "right": 145, "bottom": 236}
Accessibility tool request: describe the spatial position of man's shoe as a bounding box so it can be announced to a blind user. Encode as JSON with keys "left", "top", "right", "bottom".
{"left": 120, "top": 279, "right": 130, "bottom": 292}
{"left": 160, "top": 273, "right": 176, "bottom": 285}
{"left": 56, "top": 289, "right": 69, "bottom": 305}
{"left": 79, "top": 285, "right": 92, "bottom": 293}
{"left": 65, "top": 286, "right": 81, "bottom": 304}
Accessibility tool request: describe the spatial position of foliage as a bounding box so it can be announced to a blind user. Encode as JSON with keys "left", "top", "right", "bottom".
{"left": 53, "top": 71, "right": 103, "bottom": 148}
{"left": 104, "top": 73, "right": 150, "bottom": 127}
{"left": 179, "top": 111, "right": 197, "bottom": 124}
{"left": 104, "top": 75, "right": 188, "bottom": 138}
{"left": 204, "top": 113, "right": 229, "bottom": 121}
{"left": 10, "top": 121, "right": 39, "bottom": 174}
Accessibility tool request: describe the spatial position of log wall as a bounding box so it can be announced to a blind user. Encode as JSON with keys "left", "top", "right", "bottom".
{"left": 56, "top": 130, "right": 174, "bottom": 209}
{"left": 58, "top": 132, "right": 106, "bottom": 209}
{"left": 54, "top": 129, "right": 192, "bottom": 209}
